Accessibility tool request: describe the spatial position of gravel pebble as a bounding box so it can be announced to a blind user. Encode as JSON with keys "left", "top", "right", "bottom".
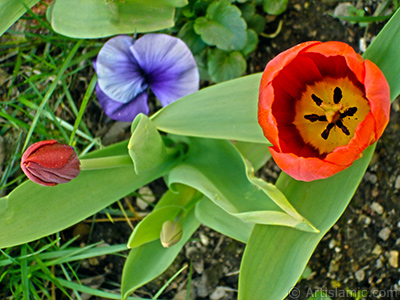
{"left": 355, "top": 269, "right": 365, "bottom": 282}
{"left": 395, "top": 176, "right": 400, "bottom": 189}
{"left": 378, "top": 227, "right": 391, "bottom": 241}
{"left": 371, "top": 202, "right": 384, "bottom": 214}
{"left": 389, "top": 250, "right": 399, "bottom": 268}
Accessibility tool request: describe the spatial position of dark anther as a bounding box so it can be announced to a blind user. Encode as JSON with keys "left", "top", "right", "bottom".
{"left": 311, "top": 94, "right": 323, "bottom": 106}
{"left": 321, "top": 123, "right": 335, "bottom": 140}
{"left": 333, "top": 87, "right": 342, "bottom": 104}
{"left": 304, "top": 114, "right": 327, "bottom": 122}
{"left": 336, "top": 120, "right": 350, "bottom": 135}
{"left": 340, "top": 107, "right": 357, "bottom": 118}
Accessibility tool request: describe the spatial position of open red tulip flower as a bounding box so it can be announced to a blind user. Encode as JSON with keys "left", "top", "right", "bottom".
{"left": 258, "top": 41, "right": 391, "bottom": 181}
{"left": 21, "top": 140, "right": 81, "bottom": 186}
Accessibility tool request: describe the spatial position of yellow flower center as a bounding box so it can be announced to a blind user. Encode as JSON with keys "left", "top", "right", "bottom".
{"left": 293, "top": 77, "right": 370, "bottom": 155}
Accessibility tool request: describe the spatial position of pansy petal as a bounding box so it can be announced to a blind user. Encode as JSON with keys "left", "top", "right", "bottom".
{"left": 130, "top": 34, "right": 199, "bottom": 106}
{"left": 96, "top": 35, "right": 148, "bottom": 104}
{"left": 96, "top": 84, "right": 149, "bottom": 122}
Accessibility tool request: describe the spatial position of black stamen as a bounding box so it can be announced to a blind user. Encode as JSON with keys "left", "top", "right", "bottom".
{"left": 333, "top": 87, "right": 342, "bottom": 104}
{"left": 304, "top": 114, "right": 327, "bottom": 122}
{"left": 336, "top": 120, "right": 350, "bottom": 135}
{"left": 311, "top": 94, "right": 323, "bottom": 106}
{"left": 340, "top": 107, "right": 357, "bottom": 118}
{"left": 321, "top": 123, "right": 335, "bottom": 140}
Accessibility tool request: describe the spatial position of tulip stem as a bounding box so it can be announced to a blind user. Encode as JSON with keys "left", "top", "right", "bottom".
{"left": 80, "top": 155, "right": 133, "bottom": 170}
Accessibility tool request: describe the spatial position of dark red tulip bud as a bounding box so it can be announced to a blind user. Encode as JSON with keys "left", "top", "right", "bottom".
{"left": 21, "top": 140, "right": 81, "bottom": 186}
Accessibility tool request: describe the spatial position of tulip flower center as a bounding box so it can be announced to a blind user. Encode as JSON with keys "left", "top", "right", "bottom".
{"left": 293, "top": 77, "right": 370, "bottom": 155}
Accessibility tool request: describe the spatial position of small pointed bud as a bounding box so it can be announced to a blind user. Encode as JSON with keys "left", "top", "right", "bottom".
{"left": 160, "top": 220, "right": 183, "bottom": 248}
{"left": 21, "top": 140, "right": 81, "bottom": 187}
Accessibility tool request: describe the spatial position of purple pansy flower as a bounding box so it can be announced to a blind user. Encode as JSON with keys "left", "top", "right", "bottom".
{"left": 94, "top": 34, "right": 199, "bottom": 122}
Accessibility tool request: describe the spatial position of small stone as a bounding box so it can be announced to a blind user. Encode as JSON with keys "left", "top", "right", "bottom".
{"left": 376, "top": 257, "right": 384, "bottom": 269}
{"left": 372, "top": 244, "right": 383, "bottom": 256}
{"left": 329, "top": 239, "right": 337, "bottom": 249}
{"left": 355, "top": 269, "right": 365, "bottom": 282}
{"left": 329, "top": 260, "right": 339, "bottom": 273}
{"left": 359, "top": 37, "right": 367, "bottom": 53}
{"left": 395, "top": 176, "right": 400, "bottom": 189}
{"left": 199, "top": 232, "right": 209, "bottom": 246}
{"left": 389, "top": 250, "right": 399, "bottom": 268}
{"left": 371, "top": 202, "right": 384, "bottom": 215}
{"left": 210, "top": 287, "right": 227, "bottom": 300}
{"left": 136, "top": 186, "right": 156, "bottom": 210}
{"left": 378, "top": 227, "right": 391, "bottom": 241}
{"left": 293, "top": 3, "right": 302, "bottom": 11}
{"left": 364, "top": 216, "right": 372, "bottom": 225}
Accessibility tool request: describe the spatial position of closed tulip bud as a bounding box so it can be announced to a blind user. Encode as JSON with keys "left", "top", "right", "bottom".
{"left": 21, "top": 140, "right": 81, "bottom": 187}
{"left": 160, "top": 220, "right": 183, "bottom": 248}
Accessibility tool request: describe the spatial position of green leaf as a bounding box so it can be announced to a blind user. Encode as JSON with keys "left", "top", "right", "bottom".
{"left": 233, "top": 141, "right": 271, "bottom": 171}
{"left": 166, "top": 136, "right": 317, "bottom": 232}
{"left": 248, "top": 13, "right": 267, "bottom": 34}
{"left": 240, "top": 3, "right": 256, "bottom": 22}
{"left": 208, "top": 49, "right": 247, "bottom": 83}
{"left": 0, "top": 141, "right": 176, "bottom": 248}
{"left": 121, "top": 208, "right": 200, "bottom": 299}
{"left": 194, "top": 0, "right": 247, "bottom": 51}
{"left": 238, "top": 145, "right": 375, "bottom": 300}
{"left": 47, "top": 0, "right": 187, "bottom": 39}
{"left": 263, "top": 0, "right": 289, "bottom": 15}
{"left": 363, "top": 7, "right": 400, "bottom": 102}
{"left": 0, "top": 0, "right": 40, "bottom": 37}
{"left": 151, "top": 73, "right": 267, "bottom": 143}
{"left": 242, "top": 29, "right": 258, "bottom": 56}
{"left": 195, "top": 196, "right": 253, "bottom": 243}
{"left": 127, "top": 184, "right": 200, "bottom": 248}
{"left": 128, "top": 114, "right": 168, "bottom": 175}
{"left": 178, "top": 21, "right": 206, "bottom": 55}
{"left": 127, "top": 206, "right": 184, "bottom": 248}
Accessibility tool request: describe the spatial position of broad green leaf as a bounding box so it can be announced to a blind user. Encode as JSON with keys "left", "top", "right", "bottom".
{"left": 195, "top": 196, "right": 253, "bottom": 243}
{"left": 151, "top": 73, "right": 267, "bottom": 143}
{"left": 47, "top": 0, "right": 187, "bottom": 39}
{"left": 242, "top": 29, "right": 258, "bottom": 56}
{"left": 240, "top": 3, "right": 256, "bottom": 22}
{"left": 166, "top": 136, "right": 317, "bottom": 232}
{"left": 121, "top": 208, "right": 200, "bottom": 299}
{"left": 363, "top": 7, "right": 400, "bottom": 102}
{"left": 0, "top": 141, "right": 177, "bottom": 248}
{"left": 263, "top": 0, "right": 289, "bottom": 15}
{"left": 194, "top": 0, "right": 247, "bottom": 51}
{"left": 127, "top": 206, "right": 185, "bottom": 248}
{"left": 247, "top": 13, "right": 267, "bottom": 34}
{"left": 128, "top": 114, "right": 168, "bottom": 175}
{"left": 0, "top": 0, "right": 39, "bottom": 37}
{"left": 178, "top": 21, "right": 206, "bottom": 55}
{"left": 239, "top": 8, "right": 400, "bottom": 299}
{"left": 239, "top": 145, "right": 375, "bottom": 300}
{"left": 208, "top": 49, "right": 247, "bottom": 83}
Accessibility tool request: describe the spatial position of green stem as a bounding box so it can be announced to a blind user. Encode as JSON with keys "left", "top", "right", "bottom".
{"left": 80, "top": 155, "right": 133, "bottom": 170}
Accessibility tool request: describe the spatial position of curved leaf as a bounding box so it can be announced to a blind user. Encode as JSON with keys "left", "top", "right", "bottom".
{"left": 208, "top": 49, "right": 247, "bottom": 83}
{"left": 151, "top": 73, "right": 267, "bottom": 143}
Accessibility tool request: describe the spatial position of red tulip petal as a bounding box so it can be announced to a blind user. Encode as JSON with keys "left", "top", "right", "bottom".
{"left": 269, "top": 147, "right": 348, "bottom": 182}
{"left": 260, "top": 41, "right": 321, "bottom": 88}
{"left": 363, "top": 59, "right": 391, "bottom": 140}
